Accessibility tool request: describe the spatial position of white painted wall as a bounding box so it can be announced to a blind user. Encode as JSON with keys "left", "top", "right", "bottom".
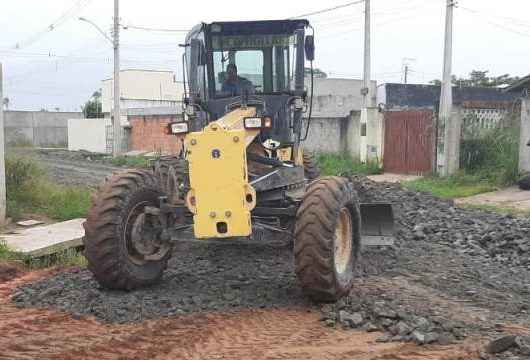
{"left": 102, "top": 70, "right": 184, "bottom": 113}
{"left": 68, "top": 118, "right": 111, "bottom": 153}
{"left": 308, "top": 78, "right": 377, "bottom": 117}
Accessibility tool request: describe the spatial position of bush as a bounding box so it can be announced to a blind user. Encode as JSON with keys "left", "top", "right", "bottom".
{"left": 5, "top": 155, "right": 91, "bottom": 221}
{"left": 460, "top": 128, "right": 520, "bottom": 186}
{"left": 316, "top": 153, "right": 382, "bottom": 176}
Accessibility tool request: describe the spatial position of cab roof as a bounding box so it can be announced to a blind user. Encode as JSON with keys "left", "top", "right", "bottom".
{"left": 206, "top": 19, "right": 309, "bottom": 36}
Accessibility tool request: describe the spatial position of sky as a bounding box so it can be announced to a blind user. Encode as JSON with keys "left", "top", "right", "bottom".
{"left": 0, "top": 0, "right": 529, "bottom": 111}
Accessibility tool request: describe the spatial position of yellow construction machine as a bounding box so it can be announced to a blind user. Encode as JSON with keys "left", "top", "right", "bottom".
{"left": 83, "top": 19, "right": 394, "bottom": 301}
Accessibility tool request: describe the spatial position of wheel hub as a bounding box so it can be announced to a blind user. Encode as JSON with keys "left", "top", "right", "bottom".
{"left": 125, "top": 202, "right": 168, "bottom": 264}
{"left": 131, "top": 213, "right": 159, "bottom": 256}
{"left": 334, "top": 207, "right": 353, "bottom": 274}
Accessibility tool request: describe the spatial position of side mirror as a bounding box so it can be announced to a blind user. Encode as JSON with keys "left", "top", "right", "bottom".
{"left": 305, "top": 35, "right": 315, "bottom": 61}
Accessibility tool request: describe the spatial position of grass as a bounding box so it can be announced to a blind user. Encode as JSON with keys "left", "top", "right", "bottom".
{"left": 6, "top": 155, "right": 92, "bottom": 221}
{"left": 106, "top": 155, "right": 150, "bottom": 168}
{"left": 316, "top": 153, "right": 382, "bottom": 176}
{"left": 460, "top": 204, "right": 530, "bottom": 218}
{"left": 2, "top": 155, "right": 90, "bottom": 269}
{"left": 404, "top": 173, "right": 498, "bottom": 199}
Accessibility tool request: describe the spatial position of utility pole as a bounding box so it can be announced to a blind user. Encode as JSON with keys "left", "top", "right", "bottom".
{"left": 112, "top": 0, "right": 122, "bottom": 156}
{"left": 362, "top": 0, "right": 371, "bottom": 108}
{"left": 401, "top": 58, "right": 415, "bottom": 84}
{"left": 439, "top": 0, "right": 457, "bottom": 176}
{"left": 0, "top": 64, "right": 6, "bottom": 223}
{"left": 359, "top": 0, "right": 372, "bottom": 163}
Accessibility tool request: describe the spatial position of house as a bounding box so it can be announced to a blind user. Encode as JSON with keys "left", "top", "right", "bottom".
{"left": 374, "top": 83, "right": 519, "bottom": 175}
{"left": 377, "top": 83, "right": 517, "bottom": 110}
{"left": 125, "top": 77, "right": 376, "bottom": 154}
{"left": 101, "top": 69, "right": 184, "bottom": 122}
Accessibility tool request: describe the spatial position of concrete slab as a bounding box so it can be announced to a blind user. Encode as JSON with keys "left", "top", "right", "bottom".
{"left": 1, "top": 218, "right": 85, "bottom": 257}
{"left": 455, "top": 187, "right": 530, "bottom": 212}
{"left": 368, "top": 173, "right": 421, "bottom": 183}
{"left": 17, "top": 219, "right": 45, "bottom": 227}
{"left": 124, "top": 150, "right": 148, "bottom": 157}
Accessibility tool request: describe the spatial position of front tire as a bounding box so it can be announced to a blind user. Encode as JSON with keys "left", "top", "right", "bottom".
{"left": 294, "top": 176, "right": 361, "bottom": 301}
{"left": 83, "top": 169, "right": 170, "bottom": 290}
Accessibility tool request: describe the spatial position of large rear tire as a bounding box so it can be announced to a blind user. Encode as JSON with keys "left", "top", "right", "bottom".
{"left": 294, "top": 176, "right": 361, "bottom": 301}
{"left": 83, "top": 169, "right": 170, "bottom": 290}
{"left": 153, "top": 156, "right": 189, "bottom": 205}
{"left": 303, "top": 151, "right": 320, "bottom": 180}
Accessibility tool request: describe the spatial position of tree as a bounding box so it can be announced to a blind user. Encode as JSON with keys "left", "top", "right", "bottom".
{"left": 82, "top": 90, "right": 103, "bottom": 118}
{"left": 305, "top": 67, "right": 327, "bottom": 79}
{"left": 430, "top": 70, "right": 520, "bottom": 88}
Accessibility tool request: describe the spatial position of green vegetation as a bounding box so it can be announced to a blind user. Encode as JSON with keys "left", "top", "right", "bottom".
{"left": 405, "top": 127, "right": 520, "bottom": 200}
{"left": 6, "top": 155, "right": 91, "bottom": 221}
{"left": 106, "top": 155, "right": 151, "bottom": 168}
{"left": 459, "top": 203, "right": 530, "bottom": 218}
{"left": 0, "top": 241, "right": 86, "bottom": 270}
{"left": 460, "top": 128, "right": 520, "bottom": 186}
{"left": 316, "top": 153, "right": 382, "bottom": 176}
{"left": 404, "top": 174, "right": 498, "bottom": 199}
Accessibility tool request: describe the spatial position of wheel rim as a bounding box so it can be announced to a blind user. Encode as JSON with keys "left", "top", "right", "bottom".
{"left": 334, "top": 207, "right": 353, "bottom": 274}
{"left": 124, "top": 201, "right": 163, "bottom": 265}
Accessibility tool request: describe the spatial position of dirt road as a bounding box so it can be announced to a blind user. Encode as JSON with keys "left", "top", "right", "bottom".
{"left": 0, "top": 266, "right": 481, "bottom": 360}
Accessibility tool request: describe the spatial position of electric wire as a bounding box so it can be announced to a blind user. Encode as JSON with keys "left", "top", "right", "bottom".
{"left": 290, "top": 0, "right": 365, "bottom": 19}
{"left": 13, "top": 0, "right": 93, "bottom": 49}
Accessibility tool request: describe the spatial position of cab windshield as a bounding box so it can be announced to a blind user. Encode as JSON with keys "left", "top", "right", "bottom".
{"left": 211, "top": 34, "right": 296, "bottom": 98}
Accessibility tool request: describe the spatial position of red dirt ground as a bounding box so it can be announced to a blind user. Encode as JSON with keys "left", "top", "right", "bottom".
{"left": 0, "top": 265, "right": 482, "bottom": 360}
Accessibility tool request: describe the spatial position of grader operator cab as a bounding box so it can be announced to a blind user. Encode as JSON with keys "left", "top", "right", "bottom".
{"left": 83, "top": 19, "right": 394, "bottom": 301}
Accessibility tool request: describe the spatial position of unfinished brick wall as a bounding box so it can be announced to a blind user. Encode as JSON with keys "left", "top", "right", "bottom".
{"left": 129, "top": 115, "right": 184, "bottom": 154}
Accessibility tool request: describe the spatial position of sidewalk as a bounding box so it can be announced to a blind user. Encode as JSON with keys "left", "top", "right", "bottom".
{"left": 455, "top": 187, "right": 530, "bottom": 212}
{"left": 367, "top": 173, "right": 421, "bottom": 183}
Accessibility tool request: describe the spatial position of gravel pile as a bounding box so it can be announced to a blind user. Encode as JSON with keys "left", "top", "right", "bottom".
{"left": 12, "top": 240, "right": 305, "bottom": 323}
{"left": 319, "top": 288, "right": 468, "bottom": 345}
{"left": 351, "top": 176, "right": 530, "bottom": 269}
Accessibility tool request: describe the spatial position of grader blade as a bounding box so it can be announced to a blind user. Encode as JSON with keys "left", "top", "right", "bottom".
{"left": 359, "top": 203, "right": 395, "bottom": 246}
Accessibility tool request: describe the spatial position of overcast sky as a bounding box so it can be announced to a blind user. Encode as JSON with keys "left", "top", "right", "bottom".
{"left": 0, "top": 0, "right": 529, "bottom": 111}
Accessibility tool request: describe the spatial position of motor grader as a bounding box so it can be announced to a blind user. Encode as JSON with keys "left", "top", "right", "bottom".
{"left": 83, "top": 19, "right": 394, "bottom": 301}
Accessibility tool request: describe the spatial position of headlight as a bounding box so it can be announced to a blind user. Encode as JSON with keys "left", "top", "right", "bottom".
{"left": 244, "top": 116, "right": 272, "bottom": 129}
{"left": 167, "top": 122, "right": 189, "bottom": 135}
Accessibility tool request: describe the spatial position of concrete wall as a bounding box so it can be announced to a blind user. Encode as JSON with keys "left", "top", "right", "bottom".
{"left": 304, "top": 112, "right": 361, "bottom": 155}
{"left": 309, "top": 78, "right": 377, "bottom": 117}
{"left": 68, "top": 118, "right": 111, "bottom": 153}
{"left": 520, "top": 98, "right": 530, "bottom": 173}
{"left": 5, "top": 111, "right": 82, "bottom": 147}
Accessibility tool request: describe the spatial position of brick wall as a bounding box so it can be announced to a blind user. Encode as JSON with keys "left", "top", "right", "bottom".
{"left": 129, "top": 115, "right": 184, "bottom": 154}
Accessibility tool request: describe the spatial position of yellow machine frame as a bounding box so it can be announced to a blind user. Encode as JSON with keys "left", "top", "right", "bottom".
{"left": 184, "top": 108, "right": 261, "bottom": 238}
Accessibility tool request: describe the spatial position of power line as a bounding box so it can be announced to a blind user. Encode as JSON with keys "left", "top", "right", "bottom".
{"left": 13, "top": 0, "right": 92, "bottom": 49}
{"left": 122, "top": 24, "right": 190, "bottom": 33}
{"left": 459, "top": 6, "right": 530, "bottom": 38}
{"left": 290, "top": 0, "right": 365, "bottom": 19}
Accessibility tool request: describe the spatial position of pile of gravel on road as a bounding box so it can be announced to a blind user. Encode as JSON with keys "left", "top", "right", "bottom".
{"left": 320, "top": 285, "right": 470, "bottom": 346}
{"left": 12, "top": 240, "right": 305, "bottom": 323}
{"left": 351, "top": 176, "right": 530, "bottom": 270}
